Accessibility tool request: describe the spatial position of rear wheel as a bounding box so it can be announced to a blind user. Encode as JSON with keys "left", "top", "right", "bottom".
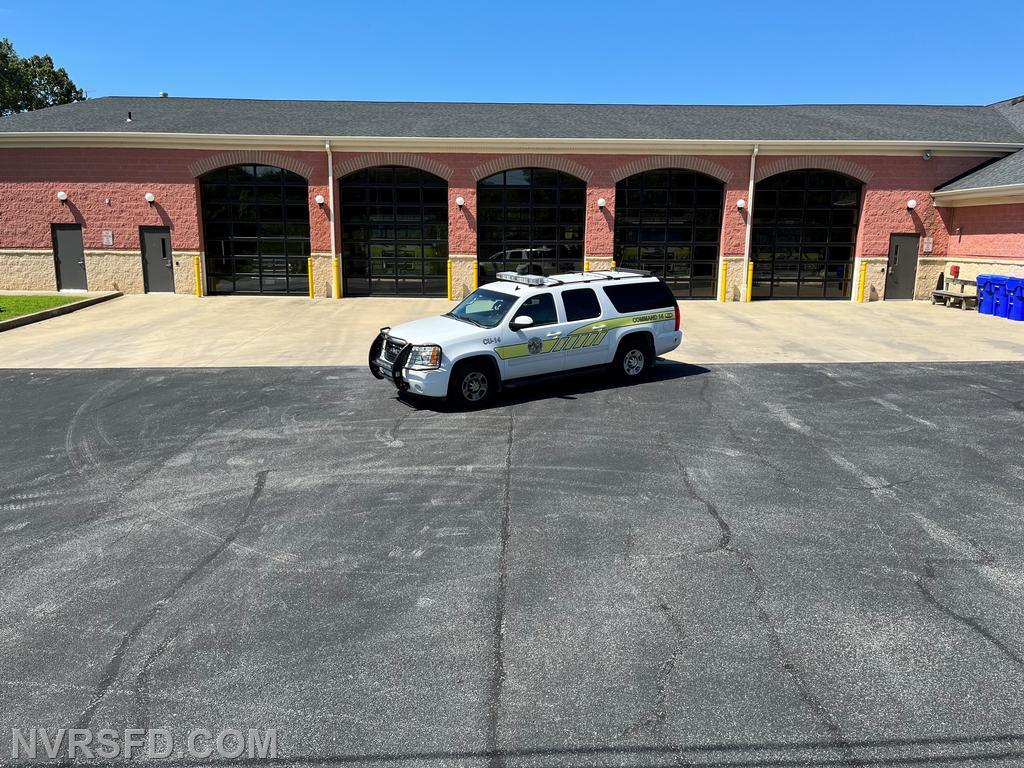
{"left": 448, "top": 361, "right": 497, "bottom": 408}
{"left": 613, "top": 336, "right": 654, "bottom": 382}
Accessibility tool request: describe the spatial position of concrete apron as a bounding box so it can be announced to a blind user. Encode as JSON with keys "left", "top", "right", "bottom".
{"left": 0, "top": 293, "right": 1021, "bottom": 369}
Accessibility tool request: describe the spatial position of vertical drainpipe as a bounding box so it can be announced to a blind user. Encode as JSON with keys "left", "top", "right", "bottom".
{"left": 326, "top": 140, "right": 339, "bottom": 299}
{"left": 742, "top": 144, "right": 759, "bottom": 301}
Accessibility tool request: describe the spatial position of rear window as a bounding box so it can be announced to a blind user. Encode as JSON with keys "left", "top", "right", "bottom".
{"left": 601, "top": 281, "right": 676, "bottom": 313}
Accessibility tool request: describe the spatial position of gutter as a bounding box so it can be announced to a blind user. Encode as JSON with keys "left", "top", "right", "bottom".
{"left": 0, "top": 131, "right": 1019, "bottom": 156}
{"left": 931, "top": 182, "right": 1024, "bottom": 206}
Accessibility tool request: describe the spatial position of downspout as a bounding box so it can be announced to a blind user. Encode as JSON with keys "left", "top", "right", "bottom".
{"left": 742, "top": 144, "right": 759, "bottom": 301}
{"left": 325, "top": 140, "right": 339, "bottom": 298}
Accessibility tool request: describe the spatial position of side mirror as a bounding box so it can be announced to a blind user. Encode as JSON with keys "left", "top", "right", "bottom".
{"left": 510, "top": 315, "right": 534, "bottom": 331}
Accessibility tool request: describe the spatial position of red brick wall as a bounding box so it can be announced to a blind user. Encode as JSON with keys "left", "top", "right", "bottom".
{"left": 0, "top": 148, "right": 330, "bottom": 252}
{"left": 0, "top": 146, "right": 1008, "bottom": 270}
{"left": 942, "top": 203, "right": 1024, "bottom": 260}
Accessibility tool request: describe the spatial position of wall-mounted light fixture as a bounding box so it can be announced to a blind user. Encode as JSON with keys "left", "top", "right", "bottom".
{"left": 596, "top": 197, "right": 606, "bottom": 209}
{"left": 144, "top": 192, "right": 156, "bottom": 205}
{"left": 736, "top": 198, "right": 746, "bottom": 209}
{"left": 922, "top": 150, "right": 932, "bottom": 161}
{"left": 455, "top": 196, "right": 465, "bottom": 208}
{"left": 314, "top": 194, "right": 325, "bottom": 205}
{"left": 906, "top": 199, "right": 918, "bottom": 210}
{"left": 56, "top": 191, "right": 68, "bottom": 203}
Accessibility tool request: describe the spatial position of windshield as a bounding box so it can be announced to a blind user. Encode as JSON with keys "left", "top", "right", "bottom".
{"left": 446, "top": 288, "right": 517, "bottom": 329}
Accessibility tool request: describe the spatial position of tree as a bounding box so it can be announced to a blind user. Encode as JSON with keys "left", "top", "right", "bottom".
{"left": 0, "top": 38, "right": 85, "bottom": 117}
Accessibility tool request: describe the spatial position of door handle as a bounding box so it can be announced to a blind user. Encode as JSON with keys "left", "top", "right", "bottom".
{"left": 77, "top": 261, "right": 85, "bottom": 266}
{"left": 591, "top": 324, "right": 607, "bottom": 329}
{"left": 545, "top": 331, "right": 561, "bottom": 337}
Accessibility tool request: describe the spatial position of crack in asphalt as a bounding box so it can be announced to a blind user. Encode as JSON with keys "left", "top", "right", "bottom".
{"left": 679, "top": 463, "right": 731, "bottom": 553}
{"left": 486, "top": 410, "right": 514, "bottom": 768}
{"left": 70, "top": 470, "right": 270, "bottom": 740}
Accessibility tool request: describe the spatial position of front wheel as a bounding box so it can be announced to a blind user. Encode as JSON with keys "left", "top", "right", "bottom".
{"left": 448, "top": 361, "right": 497, "bottom": 408}
{"left": 613, "top": 337, "right": 654, "bottom": 382}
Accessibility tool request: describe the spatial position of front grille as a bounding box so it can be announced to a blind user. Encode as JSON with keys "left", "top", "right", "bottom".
{"left": 383, "top": 337, "right": 406, "bottom": 363}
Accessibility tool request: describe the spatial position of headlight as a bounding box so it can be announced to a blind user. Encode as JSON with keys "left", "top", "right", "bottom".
{"left": 406, "top": 344, "right": 442, "bottom": 369}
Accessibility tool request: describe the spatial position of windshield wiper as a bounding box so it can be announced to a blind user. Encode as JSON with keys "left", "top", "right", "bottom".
{"left": 446, "top": 313, "right": 486, "bottom": 328}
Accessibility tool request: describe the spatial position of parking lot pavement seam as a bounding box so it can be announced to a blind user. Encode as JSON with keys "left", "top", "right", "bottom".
{"left": 486, "top": 409, "right": 515, "bottom": 768}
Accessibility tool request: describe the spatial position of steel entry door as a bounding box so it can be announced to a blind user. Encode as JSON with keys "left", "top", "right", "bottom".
{"left": 885, "top": 234, "right": 920, "bottom": 300}
{"left": 141, "top": 227, "right": 175, "bottom": 292}
{"left": 52, "top": 224, "right": 87, "bottom": 290}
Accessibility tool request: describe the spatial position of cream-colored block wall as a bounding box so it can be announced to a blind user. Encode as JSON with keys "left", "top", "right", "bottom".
{"left": 449, "top": 254, "right": 477, "bottom": 301}
{"left": 0, "top": 250, "right": 57, "bottom": 290}
{"left": 83, "top": 251, "right": 145, "bottom": 294}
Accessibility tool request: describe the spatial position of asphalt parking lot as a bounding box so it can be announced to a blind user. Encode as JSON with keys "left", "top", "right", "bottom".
{"left": 1, "top": 362, "right": 1023, "bottom": 767}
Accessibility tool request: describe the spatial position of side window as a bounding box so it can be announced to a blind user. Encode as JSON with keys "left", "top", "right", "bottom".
{"left": 561, "top": 288, "right": 601, "bottom": 322}
{"left": 516, "top": 293, "right": 557, "bottom": 327}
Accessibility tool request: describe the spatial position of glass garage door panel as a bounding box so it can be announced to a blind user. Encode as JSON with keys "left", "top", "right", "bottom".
{"left": 340, "top": 166, "right": 449, "bottom": 297}
{"left": 750, "top": 170, "right": 861, "bottom": 300}
{"left": 614, "top": 169, "right": 724, "bottom": 299}
{"left": 200, "top": 164, "right": 311, "bottom": 295}
{"left": 476, "top": 168, "right": 585, "bottom": 282}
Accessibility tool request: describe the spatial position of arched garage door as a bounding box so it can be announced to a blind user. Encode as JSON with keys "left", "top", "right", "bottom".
{"left": 200, "top": 164, "right": 311, "bottom": 295}
{"left": 614, "top": 168, "right": 724, "bottom": 298}
{"left": 477, "top": 168, "right": 585, "bottom": 282}
{"left": 751, "top": 169, "right": 862, "bottom": 299}
{"left": 340, "top": 165, "right": 449, "bottom": 296}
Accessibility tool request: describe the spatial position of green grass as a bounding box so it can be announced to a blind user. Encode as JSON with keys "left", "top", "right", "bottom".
{"left": 0, "top": 294, "right": 84, "bottom": 321}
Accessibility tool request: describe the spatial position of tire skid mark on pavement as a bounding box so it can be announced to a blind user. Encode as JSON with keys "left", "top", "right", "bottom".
{"left": 72, "top": 470, "right": 271, "bottom": 735}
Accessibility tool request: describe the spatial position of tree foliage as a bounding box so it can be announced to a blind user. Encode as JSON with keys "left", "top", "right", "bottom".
{"left": 1, "top": 38, "right": 86, "bottom": 117}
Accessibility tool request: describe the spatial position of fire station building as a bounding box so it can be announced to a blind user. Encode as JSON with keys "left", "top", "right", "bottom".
{"left": 1, "top": 96, "right": 1023, "bottom": 302}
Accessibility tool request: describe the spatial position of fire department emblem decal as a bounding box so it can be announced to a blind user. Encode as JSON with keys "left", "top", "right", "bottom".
{"left": 527, "top": 337, "right": 543, "bottom": 355}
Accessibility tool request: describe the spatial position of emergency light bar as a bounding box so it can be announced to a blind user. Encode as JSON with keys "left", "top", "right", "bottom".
{"left": 495, "top": 272, "right": 551, "bottom": 286}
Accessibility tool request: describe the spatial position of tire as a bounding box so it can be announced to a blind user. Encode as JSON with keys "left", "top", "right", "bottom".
{"left": 448, "top": 360, "right": 497, "bottom": 408}
{"left": 613, "top": 336, "right": 654, "bottom": 382}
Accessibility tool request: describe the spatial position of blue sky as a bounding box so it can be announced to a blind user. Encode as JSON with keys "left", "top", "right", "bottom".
{"left": 2, "top": 0, "right": 1022, "bottom": 105}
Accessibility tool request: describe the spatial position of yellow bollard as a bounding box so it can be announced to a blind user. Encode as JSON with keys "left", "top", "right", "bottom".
{"left": 447, "top": 259, "right": 453, "bottom": 301}
{"left": 611, "top": 260, "right": 617, "bottom": 269}
{"left": 332, "top": 255, "right": 341, "bottom": 299}
{"left": 193, "top": 255, "right": 202, "bottom": 297}
{"left": 746, "top": 262, "right": 754, "bottom": 303}
{"left": 308, "top": 257, "right": 314, "bottom": 299}
{"left": 472, "top": 261, "right": 478, "bottom": 291}
{"left": 858, "top": 261, "right": 868, "bottom": 303}
{"left": 584, "top": 260, "right": 590, "bottom": 272}
{"left": 719, "top": 262, "right": 729, "bottom": 302}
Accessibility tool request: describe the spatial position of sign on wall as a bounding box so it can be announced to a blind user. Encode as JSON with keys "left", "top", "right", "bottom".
{"left": 101, "top": 229, "right": 113, "bottom": 246}
{"left": 922, "top": 237, "right": 933, "bottom": 253}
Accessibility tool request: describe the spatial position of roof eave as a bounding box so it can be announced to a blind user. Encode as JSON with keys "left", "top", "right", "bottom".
{"left": 0, "top": 131, "right": 1021, "bottom": 156}
{"left": 932, "top": 183, "right": 1024, "bottom": 207}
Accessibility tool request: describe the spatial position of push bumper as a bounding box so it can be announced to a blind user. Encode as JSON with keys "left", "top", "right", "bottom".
{"left": 368, "top": 332, "right": 450, "bottom": 398}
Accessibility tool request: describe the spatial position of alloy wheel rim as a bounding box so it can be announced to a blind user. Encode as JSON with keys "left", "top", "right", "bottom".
{"left": 623, "top": 349, "right": 645, "bottom": 376}
{"left": 462, "top": 371, "right": 489, "bottom": 401}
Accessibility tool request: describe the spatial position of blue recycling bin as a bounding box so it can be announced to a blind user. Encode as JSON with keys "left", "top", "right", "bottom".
{"left": 1007, "top": 277, "right": 1024, "bottom": 322}
{"left": 992, "top": 276, "right": 1010, "bottom": 318}
{"left": 977, "top": 274, "right": 996, "bottom": 315}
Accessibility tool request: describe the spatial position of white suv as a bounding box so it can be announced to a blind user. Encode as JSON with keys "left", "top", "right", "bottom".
{"left": 368, "top": 269, "right": 682, "bottom": 406}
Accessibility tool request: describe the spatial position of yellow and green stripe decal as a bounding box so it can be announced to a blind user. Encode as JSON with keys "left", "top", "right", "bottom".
{"left": 494, "top": 310, "right": 673, "bottom": 360}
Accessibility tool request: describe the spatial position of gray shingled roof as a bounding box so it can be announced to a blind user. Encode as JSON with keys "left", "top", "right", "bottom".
{"left": 2, "top": 96, "right": 1024, "bottom": 143}
{"left": 936, "top": 148, "right": 1024, "bottom": 192}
